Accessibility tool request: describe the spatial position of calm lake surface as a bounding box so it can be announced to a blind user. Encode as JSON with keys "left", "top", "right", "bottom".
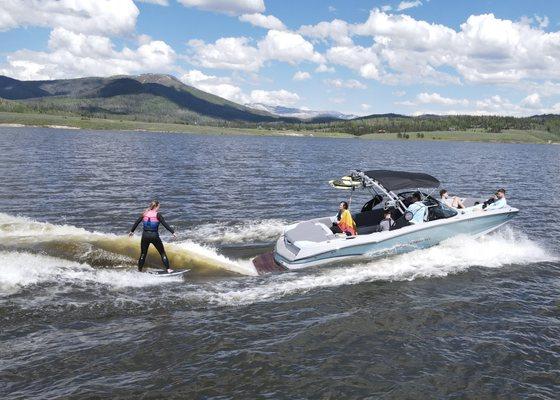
{"left": 1, "top": 127, "right": 559, "bottom": 399}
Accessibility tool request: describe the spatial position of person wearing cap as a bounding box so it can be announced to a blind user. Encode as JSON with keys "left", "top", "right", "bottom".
{"left": 406, "top": 192, "right": 428, "bottom": 224}
{"left": 483, "top": 188, "right": 507, "bottom": 211}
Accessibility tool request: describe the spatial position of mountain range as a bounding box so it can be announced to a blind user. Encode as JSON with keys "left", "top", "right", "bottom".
{"left": 1, "top": 74, "right": 558, "bottom": 130}
{"left": 0, "top": 74, "right": 297, "bottom": 124}
{"left": 245, "top": 103, "right": 358, "bottom": 120}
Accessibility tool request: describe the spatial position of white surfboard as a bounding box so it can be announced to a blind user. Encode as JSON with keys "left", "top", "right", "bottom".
{"left": 148, "top": 269, "right": 190, "bottom": 277}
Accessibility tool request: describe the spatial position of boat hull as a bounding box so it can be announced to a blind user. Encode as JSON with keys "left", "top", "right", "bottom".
{"left": 274, "top": 209, "right": 518, "bottom": 270}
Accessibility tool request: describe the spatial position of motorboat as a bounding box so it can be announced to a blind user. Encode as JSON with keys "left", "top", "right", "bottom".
{"left": 252, "top": 170, "right": 518, "bottom": 274}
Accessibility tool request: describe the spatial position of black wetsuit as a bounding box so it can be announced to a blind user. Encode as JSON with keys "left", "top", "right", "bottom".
{"left": 130, "top": 212, "right": 175, "bottom": 271}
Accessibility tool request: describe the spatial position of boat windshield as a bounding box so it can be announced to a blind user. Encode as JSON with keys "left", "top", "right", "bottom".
{"left": 397, "top": 191, "right": 458, "bottom": 221}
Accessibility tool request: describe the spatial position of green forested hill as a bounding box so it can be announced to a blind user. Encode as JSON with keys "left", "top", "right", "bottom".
{"left": 0, "top": 74, "right": 292, "bottom": 124}
{"left": 1, "top": 74, "right": 559, "bottom": 138}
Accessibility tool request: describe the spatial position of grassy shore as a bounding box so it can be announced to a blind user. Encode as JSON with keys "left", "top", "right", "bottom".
{"left": 1, "top": 111, "right": 558, "bottom": 144}
{"left": 0, "top": 112, "right": 354, "bottom": 138}
{"left": 360, "top": 129, "right": 560, "bottom": 144}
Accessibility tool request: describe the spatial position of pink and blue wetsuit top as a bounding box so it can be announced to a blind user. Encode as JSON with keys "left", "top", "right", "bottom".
{"left": 130, "top": 210, "right": 175, "bottom": 235}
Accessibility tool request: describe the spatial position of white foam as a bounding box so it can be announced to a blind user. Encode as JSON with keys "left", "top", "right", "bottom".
{"left": 194, "top": 228, "right": 556, "bottom": 306}
{"left": 0, "top": 251, "right": 181, "bottom": 296}
{"left": 0, "top": 212, "right": 258, "bottom": 276}
{"left": 0, "top": 212, "right": 91, "bottom": 240}
{"left": 190, "top": 219, "right": 287, "bottom": 244}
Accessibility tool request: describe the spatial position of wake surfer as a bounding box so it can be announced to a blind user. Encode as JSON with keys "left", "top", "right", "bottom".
{"left": 129, "top": 200, "right": 176, "bottom": 273}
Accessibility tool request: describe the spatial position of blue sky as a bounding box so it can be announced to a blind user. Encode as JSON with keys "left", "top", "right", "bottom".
{"left": 1, "top": 0, "right": 559, "bottom": 116}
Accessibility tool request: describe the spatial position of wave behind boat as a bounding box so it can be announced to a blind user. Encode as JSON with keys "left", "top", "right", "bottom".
{"left": 0, "top": 212, "right": 256, "bottom": 277}
{"left": 0, "top": 250, "right": 179, "bottom": 296}
{"left": 198, "top": 228, "right": 556, "bottom": 306}
{"left": 1, "top": 212, "right": 556, "bottom": 309}
{"left": 189, "top": 219, "right": 287, "bottom": 245}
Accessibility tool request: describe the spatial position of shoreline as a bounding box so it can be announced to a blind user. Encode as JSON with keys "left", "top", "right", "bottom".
{"left": 1, "top": 112, "right": 558, "bottom": 144}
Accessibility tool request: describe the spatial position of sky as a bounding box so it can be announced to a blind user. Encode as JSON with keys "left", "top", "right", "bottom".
{"left": 1, "top": 0, "right": 559, "bottom": 116}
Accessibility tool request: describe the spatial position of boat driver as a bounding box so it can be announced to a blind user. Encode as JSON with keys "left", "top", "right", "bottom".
{"left": 406, "top": 192, "right": 428, "bottom": 224}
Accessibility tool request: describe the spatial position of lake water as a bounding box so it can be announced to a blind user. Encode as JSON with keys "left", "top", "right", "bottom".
{"left": 1, "top": 127, "right": 559, "bottom": 399}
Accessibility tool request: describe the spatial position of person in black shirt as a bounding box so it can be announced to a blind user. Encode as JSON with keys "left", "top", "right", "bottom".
{"left": 129, "top": 200, "right": 176, "bottom": 273}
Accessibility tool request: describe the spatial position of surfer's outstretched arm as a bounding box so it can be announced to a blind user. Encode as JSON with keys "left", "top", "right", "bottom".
{"left": 129, "top": 215, "right": 143, "bottom": 235}
{"left": 157, "top": 213, "right": 176, "bottom": 235}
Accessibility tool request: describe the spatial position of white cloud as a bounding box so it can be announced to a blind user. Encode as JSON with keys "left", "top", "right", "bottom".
{"left": 406, "top": 93, "right": 560, "bottom": 116}
{"left": 518, "top": 81, "right": 560, "bottom": 97}
{"left": 239, "top": 13, "right": 286, "bottom": 30}
{"left": 360, "top": 103, "right": 371, "bottom": 110}
{"left": 187, "top": 30, "right": 324, "bottom": 72}
{"left": 258, "top": 30, "right": 325, "bottom": 65}
{"left": 417, "top": 92, "right": 469, "bottom": 106}
{"left": 250, "top": 89, "right": 300, "bottom": 106}
{"left": 293, "top": 71, "right": 311, "bottom": 81}
{"left": 354, "top": 10, "right": 454, "bottom": 51}
{"left": 534, "top": 15, "right": 549, "bottom": 29}
{"left": 177, "top": 0, "right": 264, "bottom": 16}
{"left": 381, "top": 5, "right": 392, "bottom": 12}
{"left": 315, "top": 64, "right": 335, "bottom": 73}
{"left": 0, "top": 0, "right": 139, "bottom": 36}
{"left": 520, "top": 93, "right": 542, "bottom": 108}
{"left": 453, "top": 14, "right": 560, "bottom": 83}
{"left": 180, "top": 70, "right": 303, "bottom": 107}
{"left": 328, "top": 6, "right": 336, "bottom": 13}
{"left": 394, "top": 100, "right": 416, "bottom": 107}
{"left": 0, "top": 27, "right": 176, "bottom": 80}
{"left": 180, "top": 69, "right": 248, "bottom": 103}
{"left": 325, "top": 78, "right": 367, "bottom": 89}
{"left": 397, "top": 1, "right": 422, "bottom": 11}
{"left": 187, "top": 37, "right": 263, "bottom": 71}
{"left": 395, "top": 92, "right": 469, "bottom": 107}
{"left": 136, "top": 0, "right": 169, "bottom": 5}
{"left": 298, "top": 19, "right": 353, "bottom": 46}
{"left": 346, "top": 10, "right": 560, "bottom": 86}
{"left": 326, "top": 45, "right": 380, "bottom": 79}
{"left": 474, "top": 95, "right": 518, "bottom": 114}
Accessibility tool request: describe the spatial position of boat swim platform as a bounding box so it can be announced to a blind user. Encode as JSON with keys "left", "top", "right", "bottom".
{"left": 252, "top": 252, "right": 288, "bottom": 275}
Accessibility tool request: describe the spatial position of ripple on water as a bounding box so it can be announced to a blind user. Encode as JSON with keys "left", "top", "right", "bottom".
{"left": 1, "top": 128, "right": 559, "bottom": 398}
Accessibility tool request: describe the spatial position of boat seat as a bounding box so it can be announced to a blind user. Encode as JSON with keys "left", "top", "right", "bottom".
{"left": 353, "top": 209, "right": 384, "bottom": 234}
{"left": 391, "top": 217, "right": 410, "bottom": 230}
{"left": 285, "top": 221, "right": 335, "bottom": 244}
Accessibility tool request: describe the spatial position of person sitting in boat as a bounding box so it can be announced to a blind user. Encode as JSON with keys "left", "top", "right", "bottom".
{"left": 331, "top": 201, "right": 357, "bottom": 236}
{"left": 483, "top": 188, "right": 507, "bottom": 211}
{"left": 379, "top": 209, "right": 394, "bottom": 231}
{"left": 406, "top": 192, "right": 428, "bottom": 224}
{"left": 440, "top": 189, "right": 465, "bottom": 209}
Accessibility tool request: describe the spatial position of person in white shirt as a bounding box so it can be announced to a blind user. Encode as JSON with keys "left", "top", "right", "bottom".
{"left": 484, "top": 188, "right": 507, "bottom": 211}
{"left": 406, "top": 192, "right": 428, "bottom": 224}
{"left": 439, "top": 189, "right": 465, "bottom": 209}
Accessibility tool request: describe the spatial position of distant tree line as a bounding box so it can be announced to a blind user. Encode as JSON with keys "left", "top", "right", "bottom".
{"left": 1, "top": 97, "right": 559, "bottom": 135}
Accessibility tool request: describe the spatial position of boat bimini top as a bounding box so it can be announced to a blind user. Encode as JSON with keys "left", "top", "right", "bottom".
{"left": 329, "top": 169, "right": 440, "bottom": 213}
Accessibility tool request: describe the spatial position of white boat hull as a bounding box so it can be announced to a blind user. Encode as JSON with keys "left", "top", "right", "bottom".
{"left": 273, "top": 207, "right": 518, "bottom": 270}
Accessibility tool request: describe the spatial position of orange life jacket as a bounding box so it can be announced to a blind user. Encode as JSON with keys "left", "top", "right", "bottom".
{"left": 338, "top": 209, "right": 357, "bottom": 236}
